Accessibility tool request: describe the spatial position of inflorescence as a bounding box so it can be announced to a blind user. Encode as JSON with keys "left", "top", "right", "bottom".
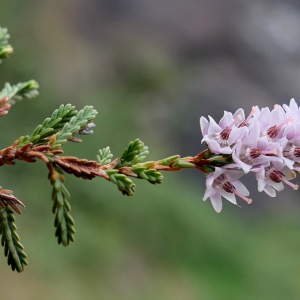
{"left": 200, "top": 101, "right": 300, "bottom": 212}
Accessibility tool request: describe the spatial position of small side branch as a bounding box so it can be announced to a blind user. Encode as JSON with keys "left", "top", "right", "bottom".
{"left": 0, "top": 207, "right": 27, "bottom": 272}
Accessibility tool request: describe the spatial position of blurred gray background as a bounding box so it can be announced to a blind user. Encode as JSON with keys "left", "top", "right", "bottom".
{"left": 1, "top": 0, "right": 300, "bottom": 299}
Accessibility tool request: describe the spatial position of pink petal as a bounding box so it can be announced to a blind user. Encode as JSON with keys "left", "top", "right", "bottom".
{"left": 226, "top": 170, "right": 245, "bottom": 181}
{"left": 245, "top": 122, "right": 260, "bottom": 148}
{"left": 210, "top": 192, "right": 222, "bottom": 213}
{"left": 208, "top": 116, "right": 222, "bottom": 135}
{"left": 200, "top": 116, "right": 209, "bottom": 137}
{"left": 257, "top": 179, "right": 266, "bottom": 192}
{"left": 285, "top": 124, "right": 296, "bottom": 140}
{"left": 264, "top": 185, "right": 276, "bottom": 197}
{"left": 205, "top": 139, "right": 222, "bottom": 154}
{"left": 271, "top": 106, "right": 285, "bottom": 125}
{"left": 258, "top": 107, "right": 271, "bottom": 129}
{"left": 212, "top": 167, "right": 227, "bottom": 179}
{"left": 219, "top": 189, "right": 237, "bottom": 204}
{"left": 266, "top": 179, "right": 284, "bottom": 191}
{"left": 218, "top": 146, "right": 233, "bottom": 154}
{"left": 222, "top": 163, "right": 242, "bottom": 169}
{"left": 290, "top": 136, "right": 300, "bottom": 145}
{"left": 228, "top": 127, "right": 247, "bottom": 145}
{"left": 206, "top": 173, "right": 215, "bottom": 189}
{"left": 233, "top": 108, "right": 245, "bottom": 123}
{"left": 234, "top": 181, "right": 250, "bottom": 196}
{"left": 289, "top": 98, "right": 298, "bottom": 112}
{"left": 219, "top": 111, "right": 233, "bottom": 129}
{"left": 254, "top": 167, "right": 265, "bottom": 180}
{"left": 281, "top": 166, "right": 296, "bottom": 180}
{"left": 282, "top": 157, "right": 294, "bottom": 170}
{"left": 203, "top": 187, "right": 214, "bottom": 200}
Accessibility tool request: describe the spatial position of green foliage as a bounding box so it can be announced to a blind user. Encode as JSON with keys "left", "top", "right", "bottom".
{"left": 0, "top": 207, "right": 27, "bottom": 272}
{"left": 131, "top": 166, "right": 163, "bottom": 184}
{"left": 96, "top": 146, "right": 113, "bottom": 165}
{"left": 172, "top": 159, "right": 195, "bottom": 168}
{"left": 18, "top": 104, "right": 77, "bottom": 147}
{"left": 0, "top": 27, "right": 13, "bottom": 62}
{"left": 202, "top": 149, "right": 213, "bottom": 159}
{"left": 117, "top": 138, "right": 149, "bottom": 167}
{"left": 51, "top": 105, "right": 98, "bottom": 149}
{"left": 158, "top": 155, "right": 195, "bottom": 168}
{"left": 157, "top": 155, "right": 180, "bottom": 166}
{"left": 105, "top": 169, "right": 135, "bottom": 196}
{"left": 208, "top": 154, "right": 234, "bottom": 167}
{"left": 203, "top": 165, "right": 215, "bottom": 173}
{"left": 0, "top": 80, "right": 39, "bottom": 104}
{"left": 48, "top": 166, "right": 75, "bottom": 247}
{"left": 0, "top": 27, "right": 39, "bottom": 105}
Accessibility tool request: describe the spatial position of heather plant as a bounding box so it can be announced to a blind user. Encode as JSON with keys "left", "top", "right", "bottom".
{"left": 1, "top": 26, "right": 300, "bottom": 273}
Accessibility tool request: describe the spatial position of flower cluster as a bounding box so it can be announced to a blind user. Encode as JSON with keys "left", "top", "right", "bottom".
{"left": 200, "top": 99, "right": 300, "bottom": 212}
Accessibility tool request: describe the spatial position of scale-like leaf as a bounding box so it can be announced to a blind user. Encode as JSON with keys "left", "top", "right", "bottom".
{"left": 0, "top": 207, "right": 27, "bottom": 272}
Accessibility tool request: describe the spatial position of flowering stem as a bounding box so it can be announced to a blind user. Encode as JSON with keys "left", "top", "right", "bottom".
{"left": 0, "top": 142, "right": 215, "bottom": 174}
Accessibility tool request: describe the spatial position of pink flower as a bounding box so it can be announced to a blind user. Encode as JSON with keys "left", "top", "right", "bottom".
{"left": 256, "top": 106, "right": 292, "bottom": 141}
{"left": 278, "top": 121, "right": 300, "bottom": 169}
{"left": 200, "top": 109, "right": 247, "bottom": 154}
{"left": 232, "top": 122, "right": 281, "bottom": 173}
{"left": 253, "top": 162, "right": 298, "bottom": 197}
{"left": 199, "top": 99, "right": 300, "bottom": 212}
{"left": 283, "top": 98, "right": 300, "bottom": 120}
{"left": 203, "top": 167, "right": 251, "bottom": 213}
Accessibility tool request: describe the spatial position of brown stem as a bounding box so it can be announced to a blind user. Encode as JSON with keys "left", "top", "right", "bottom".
{"left": 0, "top": 187, "right": 25, "bottom": 215}
{"left": 0, "top": 140, "right": 212, "bottom": 182}
{"left": 185, "top": 149, "right": 212, "bottom": 173}
{"left": 0, "top": 140, "right": 63, "bottom": 166}
{"left": 53, "top": 156, "right": 109, "bottom": 180}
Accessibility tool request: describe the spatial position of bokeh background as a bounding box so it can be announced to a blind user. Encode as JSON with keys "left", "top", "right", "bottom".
{"left": 1, "top": 0, "right": 300, "bottom": 299}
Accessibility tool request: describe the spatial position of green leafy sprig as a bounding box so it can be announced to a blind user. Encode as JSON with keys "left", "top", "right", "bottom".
{"left": 0, "top": 80, "right": 39, "bottom": 104}
{"left": 18, "top": 104, "right": 77, "bottom": 147}
{"left": 101, "top": 139, "right": 162, "bottom": 195}
{"left": 105, "top": 169, "right": 136, "bottom": 196}
{"left": 51, "top": 105, "right": 98, "bottom": 149}
{"left": 48, "top": 165, "right": 75, "bottom": 247}
{"left": 97, "top": 147, "right": 113, "bottom": 165}
{"left": 98, "top": 147, "right": 137, "bottom": 195}
{"left": 0, "top": 27, "right": 13, "bottom": 62}
{"left": 158, "top": 156, "right": 195, "bottom": 168}
{"left": 98, "top": 139, "right": 201, "bottom": 196}
{"left": 131, "top": 166, "right": 163, "bottom": 184}
{"left": 117, "top": 138, "right": 149, "bottom": 167}
{"left": 0, "top": 207, "right": 27, "bottom": 272}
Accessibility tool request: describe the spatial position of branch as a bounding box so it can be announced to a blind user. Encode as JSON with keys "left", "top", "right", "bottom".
{"left": 53, "top": 156, "right": 109, "bottom": 180}
{"left": 48, "top": 164, "right": 75, "bottom": 247}
{"left": 18, "top": 104, "right": 77, "bottom": 147}
{"left": 0, "top": 187, "right": 25, "bottom": 214}
{"left": 51, "top": 105, "right": 98, "bottom": 149}
{"left": 0, "top": 206, "right": 27, "bottom": 272}
{"left": 0, "top": 80, "right": 39, "bottom": 105}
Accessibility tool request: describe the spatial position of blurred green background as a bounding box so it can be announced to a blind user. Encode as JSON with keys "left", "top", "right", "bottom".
{"left": 2, "top": 0, "right": 300, "bottom": 299}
